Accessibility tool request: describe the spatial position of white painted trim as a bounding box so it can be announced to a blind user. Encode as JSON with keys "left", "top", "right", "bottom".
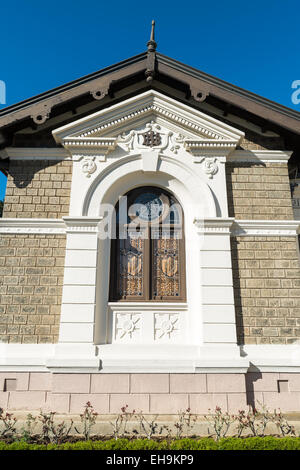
{"left": 0, "top": 147, "right": 70, "bottom": 160}
{"left": 228, "top": 149, "right": 292, "bottom": 163}
{"left": 1, "top": 148, "right": 290, "bottom": 164}
{"left": 232, "top": 219, "right": 300, "bottom": 236}
{"left": 0, "top": 343, "right": 300, "bottom": 373}
{"left": 52, "top": 90, "right": 245, "bottom": 145}
{"left": 0, "top": 218, "right": 298, "bottom": 237}
{"left": 63, "top": 216, "right": 103, "bottom": 233}
{"left": 107, "top": 302, "right": 188, "bottom": 311}
{"left": 0, "top": 218, "right": 66, "bottom": 234}
{"left": 194, "top": 217, "right": 234, "bottom": 234}
{"left": 242, "top": 344, "right": 300, "bottom": 372}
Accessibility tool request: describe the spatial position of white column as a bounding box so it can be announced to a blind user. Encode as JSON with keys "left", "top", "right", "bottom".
{"left": 194, "top": 218, "right": 242, "bottom": 364}
{"left": 49, "top": 217, "right": 102, "bottom": 367}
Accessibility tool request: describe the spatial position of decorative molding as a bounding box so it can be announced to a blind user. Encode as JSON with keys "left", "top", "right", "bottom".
{"left": 2, "top": 342, "right": 300, "bottom": 372}
{"left": 0, "top": 217, "right": 103, "bottom": 234}
{"left": 52, "top": 91, "right": 245, "bottom": 150}
{"left": 194, "top": 218, "right": 235, "bottom": 234}
{"left": 1, "top": 218, "right": 297, "bottom": 237}
{"left": 63, "top": 216, "right": 103, "bottom": 233}
{"left": 190, "top": 86, "right": 209, "bottom": 103}
{"left": 117, "top": 121, "right": 185, "bottom": 155}
{"left": 185, "top": 140, "right": 237, "bottom": 151}
{"left": 0, "top": 147, "right": 70, "bottom": 160}
{"left": 62, "top": 137, "right": 117, "bottom": 159}
{"left": 90, "top": 82, "right": 110, "bottom": 101}
{"left": 78, "top": 105, "right": 225, "bottom": 141}
{"left": 232, "top": 220, "right": 300, "bottom": 237}
{"left": 108, "top": 302, "right": 188, "bottom": 311}
{"left": 228, "top": 150, "right": 293, "bottom": 163}
{"left": 193, "top": 218, "right": 300, "bottom": 236}
{"left": 30, "top": 102, "right": 52, "bottom": 125}
{"left": 0, "top": 218, "right": 66, "bottom": 234}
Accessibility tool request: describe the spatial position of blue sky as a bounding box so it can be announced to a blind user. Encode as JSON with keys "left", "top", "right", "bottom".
{"left": 0, "top": 0, "right": 299, "bottom": 200}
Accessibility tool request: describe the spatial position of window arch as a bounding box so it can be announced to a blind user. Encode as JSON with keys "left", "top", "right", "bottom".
{"left": 109, "top": 186, "right": 186, "bottom": 301}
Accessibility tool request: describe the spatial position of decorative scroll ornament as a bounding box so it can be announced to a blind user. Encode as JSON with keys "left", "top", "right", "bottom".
{"left": 82, "top": 157, "right": 97, "bottom": 177}
{"left": 199, "top": 157, "right": 218, "bottom": 179}
{"left": 118, "top": 121, "right": 185, "bottom": 155}
{"left": 90, "top": 84, "right": 110, "bottom": 101}
{"left": 31, "top": 103, "right": 52, "bottom": 125}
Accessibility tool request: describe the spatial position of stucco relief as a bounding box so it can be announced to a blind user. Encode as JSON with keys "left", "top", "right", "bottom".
{"left": 115, "top": 313, "right": 141, "bottom": 342}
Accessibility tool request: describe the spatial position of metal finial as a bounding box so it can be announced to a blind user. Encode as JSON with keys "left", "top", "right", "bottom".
{"left": 150, "top": 20, "right": 155, "bottom": 41}
{"left": 147, "top": 19, "right": 157, "bottom": 52}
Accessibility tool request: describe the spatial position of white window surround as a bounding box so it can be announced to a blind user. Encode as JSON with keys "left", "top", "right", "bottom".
{"left": 0, "top": 90, "right": 299, "bottom": 373}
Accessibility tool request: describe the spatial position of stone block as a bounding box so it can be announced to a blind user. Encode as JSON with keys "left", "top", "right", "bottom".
{"left": 29, "top": 373, "right": 52, "bottom": 391}
{"left": 207, "top": 374, "right": 245, "bottom": 393}
{"left": 91, "top": 374, "right": 129, "bottom": 394}
{"left": 170, "top": 374, "right": 206, "bottom": 393}
{"left": 0, "top": 373, "right": 29, "bottom": 391}
{"left": 110, "top": 394, "right": 149, "bottom": 414}
{"left": 8, "top": 391, "right": 46, "bottom": 410}
{"left": 130, "top": 374, "right": 169, "bottom": 393}
{"left": 70, "top": 394, "right": 109, "bottom": 414}
{"left": 45, "top": 393, "right": 70, "bottom": 413}
{"left": 279, "top": 373, "right": 300, "bottom": 392}
{"left": 262, "top": 391, "right": 300, "bottom": 412}
{"left": 189, "top": 393, "right": 227, "bottom": 414}
{"left": 0, "top": 392, "right": 9, "bottom": 408}
{"left": 246, "top": 373, "right": 280, "bottom": 392}
{"left": 149, "top": 394, "right": 188, "bottom": 414}
{"left": 52, "top": 374, "right": 90, "bottom": 394}
{"left": 227, "top": 393, "right": 248, "bottom": 412}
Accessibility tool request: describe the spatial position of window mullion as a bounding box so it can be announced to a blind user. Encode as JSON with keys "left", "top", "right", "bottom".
{"left": 144, "top": 225, "right": 150, "bottom": 301}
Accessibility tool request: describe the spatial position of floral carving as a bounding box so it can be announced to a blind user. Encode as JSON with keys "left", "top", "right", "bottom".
{"left": 154, "top": 313, "right": 179, "bottom": 340}
{"left": 115, "top": 313, "right": 141, "bottom": 341}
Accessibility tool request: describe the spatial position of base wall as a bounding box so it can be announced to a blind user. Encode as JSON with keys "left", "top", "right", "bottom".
{"left": 1, "top": 372, "right": 300, "bottom": 414}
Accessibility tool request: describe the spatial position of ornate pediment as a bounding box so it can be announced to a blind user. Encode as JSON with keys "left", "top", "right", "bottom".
{"left": 52, "top": 90, "right": 245, "bottom": 161}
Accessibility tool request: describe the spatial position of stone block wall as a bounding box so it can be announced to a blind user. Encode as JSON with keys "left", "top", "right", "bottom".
{"left": 0, "top": 234, "right": 66, "bottom": 344}
{"left": 226, "top": 162, "right": 293, "bottom": 220}
{"left": 0, "top": 372, "right": 300, "bottom": 414}
{"left": 3, "top": 159, "right": 72, "bottom": 218}
{"left": 232, "top": 236, "right": 300, "bottom": 345}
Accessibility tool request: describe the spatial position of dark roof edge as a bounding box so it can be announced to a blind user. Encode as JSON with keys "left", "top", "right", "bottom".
{"left": 157, "top": 53, "right": 300, "bottom": 122}
{"left": 0, "top": 52, "right": 147, "bottom": 117}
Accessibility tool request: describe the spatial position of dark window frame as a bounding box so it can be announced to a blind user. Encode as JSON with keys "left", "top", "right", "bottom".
{"left": 109, "top": 187, "right": 186, "bottom": 302}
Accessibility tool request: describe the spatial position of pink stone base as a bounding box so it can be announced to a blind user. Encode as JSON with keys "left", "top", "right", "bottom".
{"left": 1, "top": 372, "right": 300, "bottom": 414}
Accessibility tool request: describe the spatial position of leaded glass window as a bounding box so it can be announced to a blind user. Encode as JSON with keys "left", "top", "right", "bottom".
{"left": 109, "top": 187, "right": 186, "bottom": 301}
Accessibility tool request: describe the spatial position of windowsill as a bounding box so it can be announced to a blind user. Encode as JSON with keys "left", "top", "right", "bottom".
{"left": 108, "top": 301, "right": 188, "bottom": 310}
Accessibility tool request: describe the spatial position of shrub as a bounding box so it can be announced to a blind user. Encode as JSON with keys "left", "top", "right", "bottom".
{"left": 1, "top": 437, "right": 300, "bottom": 450}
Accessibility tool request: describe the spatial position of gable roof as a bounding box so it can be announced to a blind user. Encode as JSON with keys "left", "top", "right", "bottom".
{"left": 0, "top": 48, "right": 299, "bottom": 152}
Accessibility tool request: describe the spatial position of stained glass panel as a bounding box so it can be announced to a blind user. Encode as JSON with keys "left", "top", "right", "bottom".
{"left": 117, "top": 229, "right": 145, "bottom": 299}
{"left": 152, "top": 229, "right": 180, "bottom": 298}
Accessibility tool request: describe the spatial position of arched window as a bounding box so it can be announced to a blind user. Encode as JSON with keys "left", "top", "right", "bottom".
{"left": 109, "top": 187, "right": 186, "bottom": 301}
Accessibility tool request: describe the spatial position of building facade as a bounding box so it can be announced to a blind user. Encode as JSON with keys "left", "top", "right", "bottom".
{"left": 0, "top": 36, "right": 300, "bottom": 415}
